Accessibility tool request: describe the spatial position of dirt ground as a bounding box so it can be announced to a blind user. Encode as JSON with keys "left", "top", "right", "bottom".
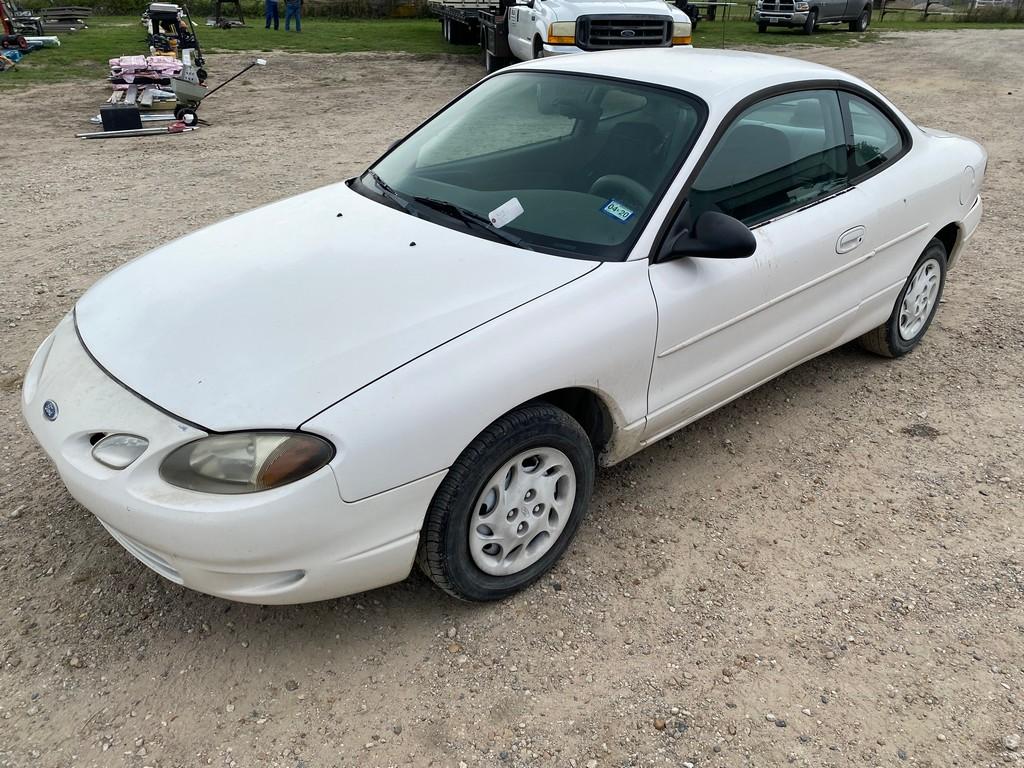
{"left": 1, "top": 29, "right": 1022, "bottom": 768}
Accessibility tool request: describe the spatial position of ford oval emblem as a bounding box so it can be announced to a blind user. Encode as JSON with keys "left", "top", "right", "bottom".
{"left": 43, "top": 399, "right": 59, "bottom": 421}
{"left": 620, "top": 29, "right": 636, "bottom": 37}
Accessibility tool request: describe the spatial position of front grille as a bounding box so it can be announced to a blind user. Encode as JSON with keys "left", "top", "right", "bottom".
{"left": 759, "top": 0, "right": 796, "bottom": 10}
{"left": 576, "top": 15, "right": 672, "bottom": 51}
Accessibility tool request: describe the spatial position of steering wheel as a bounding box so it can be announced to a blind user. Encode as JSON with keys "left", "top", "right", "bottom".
{"left": 588, "top": 174, "right": 653, "bottom": 211}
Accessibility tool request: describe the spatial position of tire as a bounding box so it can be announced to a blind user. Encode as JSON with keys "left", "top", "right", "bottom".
{"left": 849, "top": 6, "right": 870, "bottom": 31}
{"left": 858, "top": 238, "right": 948, "bottom": 358}
{"left": 417, "top": 403, "right": 596, "bottom": 602}
{"left": 802, "top": 9, "right": 817, "bottom": 34}
{"left": 533, "top": 36, "right": 544, "bottom": 59}
{"left": 757, "top": 21, "right": 768, "bottom": 32}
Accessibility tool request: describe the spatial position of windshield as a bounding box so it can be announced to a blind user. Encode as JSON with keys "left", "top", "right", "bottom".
{"left": 360, "top": 71, "right": 706, "bottom": 261}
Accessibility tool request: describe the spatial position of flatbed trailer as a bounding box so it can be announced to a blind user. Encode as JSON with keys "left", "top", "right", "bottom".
{"left": 429, "top": 0, "right": 521, "bottom": 70}
{"left": 428, "top": 0, "right": 492, "bottom": 45}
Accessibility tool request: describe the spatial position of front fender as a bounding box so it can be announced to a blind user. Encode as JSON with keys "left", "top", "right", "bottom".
{"left": 304, "top": 260, "right": 657, "bottom": 502}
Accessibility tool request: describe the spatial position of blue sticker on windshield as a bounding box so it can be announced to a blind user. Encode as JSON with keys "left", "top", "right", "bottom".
{"left": 601, "top": 199, "right": 634, "bottom": 222}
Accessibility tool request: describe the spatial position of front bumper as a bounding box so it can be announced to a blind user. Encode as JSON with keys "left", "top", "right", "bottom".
{"left": 540, "top": 43, "right": 582, "bottom": 56}
{"left": 753, "top": 10, "right": 809, "bottom": 24}
{"left": 21, "top": 315, "right": 444, "bottom": 604}
{"left": 539, "top": 41, "right": 690, "bottom": 56}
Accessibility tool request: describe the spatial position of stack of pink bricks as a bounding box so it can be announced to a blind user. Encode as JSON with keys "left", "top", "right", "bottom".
{"left": 109, "top": 55, "right": 182, "bottom": 83}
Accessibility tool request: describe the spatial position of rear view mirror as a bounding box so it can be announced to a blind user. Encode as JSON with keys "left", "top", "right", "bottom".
{"left": 660, "top": 211, "right": 756, "bottom": 261}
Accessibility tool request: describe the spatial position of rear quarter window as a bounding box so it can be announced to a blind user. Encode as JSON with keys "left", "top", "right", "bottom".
{"left": 842, "top": 93, "right": 904, "bottom": 177}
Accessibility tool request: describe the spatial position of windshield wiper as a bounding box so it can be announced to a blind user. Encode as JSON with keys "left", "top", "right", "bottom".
{"left": 363, "top": 170, "right": 419, "bottom": 217}
{"left": 412, "top": 196, "right": 534, "bottom": 251}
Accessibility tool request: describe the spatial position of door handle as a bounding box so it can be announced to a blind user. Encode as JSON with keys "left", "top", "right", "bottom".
{"left": 836, "top": 225, "right": 866, "bottom": 254}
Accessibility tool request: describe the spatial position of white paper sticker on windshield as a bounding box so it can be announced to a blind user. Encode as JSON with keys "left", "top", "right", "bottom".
{"left": 488, "top": 197, "right": 524, "bottom": 229}
{"left": 601, "top": 199, "right": 634, "bottom": 222}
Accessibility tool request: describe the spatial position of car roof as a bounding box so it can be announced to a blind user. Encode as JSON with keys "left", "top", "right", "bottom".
{"left": 512, "top": 48, "right": 860, "bottom": 109}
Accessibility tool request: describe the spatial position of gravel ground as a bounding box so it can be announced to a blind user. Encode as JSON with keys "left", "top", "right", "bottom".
{"left": 1, "top": 30, "right": 1023, "bottom": 768}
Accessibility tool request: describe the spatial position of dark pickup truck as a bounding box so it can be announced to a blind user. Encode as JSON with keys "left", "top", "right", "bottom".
{"left": 753, "top": 0, "right": 872, "bottom": 34}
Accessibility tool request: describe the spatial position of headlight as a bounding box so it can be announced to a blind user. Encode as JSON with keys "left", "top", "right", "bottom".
{"left": 547, "top": 21, "right": 576, "bottom": 44}
{"left": 671, "top": 21, "right": 692, "bottom": 44}
{"left": 755, "top": 0, "right": 763, "bottom": 6}
{"left": 795, "top": 1, "right": 809, "bottom": 9}
{"left": 160, "top": 432, "right": 334, "bottom": 494}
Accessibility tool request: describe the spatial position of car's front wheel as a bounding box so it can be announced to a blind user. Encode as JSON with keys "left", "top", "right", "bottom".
{"left": 859, "top": 238, "right": 947, "bottom": 358}
{"left": 417, "top": 403, "right": 595, "bottom": 601}
{"left": 802, "top": 9, "right": 817, "bottom": 34}
{"left": 757, "top": 21, "right": 768, "bottom": 32}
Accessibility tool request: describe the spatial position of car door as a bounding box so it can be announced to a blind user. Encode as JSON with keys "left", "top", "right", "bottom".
{"left": 837, "top": 92, "right": 920, "bottom": 297}
{"left": 643, "top": 89, "right": 879, "bottom": 445}
{"left": 826, "top": 0, "right": 848, "bottom": 20}
{"left": 506, "top": 3, "right": 535, "bottom": 60}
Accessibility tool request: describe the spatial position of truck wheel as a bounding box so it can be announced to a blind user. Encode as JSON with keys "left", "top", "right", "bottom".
{"left": 858, "top": 238, "right": 947, "bottom": 358}
{"left": 417, "top": 403, "right": 595, "bottom": 602}
{"left": 533, "top": 36, "right": 544, "bottom": 59}
{"left": 802, "top": 9, "right": 817, "bottom": 34}
{"left": 849, "top": 6, "right": 870, "bottom": 31}
{"left": 757, "top": 21, "right": 768, "bottom": 31}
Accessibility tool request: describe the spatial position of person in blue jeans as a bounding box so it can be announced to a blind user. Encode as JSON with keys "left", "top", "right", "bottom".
{"left": 264, "top": 0, "right": 279, "bottom": 29}
{"left": 285, "top": 0, "right": 302, "bottom": 31}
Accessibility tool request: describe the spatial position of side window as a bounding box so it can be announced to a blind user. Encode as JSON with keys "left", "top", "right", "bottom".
{"left": 689, "top": 90, "right": 848, "bottom": 227}
{"left": 843, "top": 93, "right": 903, "bottom": 177}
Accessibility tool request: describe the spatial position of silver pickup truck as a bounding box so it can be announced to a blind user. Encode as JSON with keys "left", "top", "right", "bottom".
{"left": 753, "top": 0, "right": 872, "bottom": 33}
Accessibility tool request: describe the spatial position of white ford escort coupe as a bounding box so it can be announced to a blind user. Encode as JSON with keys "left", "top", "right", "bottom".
{"left": 23, "top": 49, "right": 985, "bottom": 604}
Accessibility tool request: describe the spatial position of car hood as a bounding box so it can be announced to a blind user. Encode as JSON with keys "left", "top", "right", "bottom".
{"left": 549, "top": 0, "right": 687, "bottom": 19}
{"left": 76, "top": 182, "right": 598, "bottom": 432}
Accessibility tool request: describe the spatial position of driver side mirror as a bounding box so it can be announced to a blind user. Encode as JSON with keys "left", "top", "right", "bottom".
{"left": 658, "top": 211, "right": 756, "bottom": 262}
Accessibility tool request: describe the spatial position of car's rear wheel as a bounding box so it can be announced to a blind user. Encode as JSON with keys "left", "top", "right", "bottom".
{"left": 802, "top": 9, "right": 817, "bottom": 34}
{"left": 417, "top": 403, "right": 595, "bottom": 601}
{"left": 859, "top": 238, "right": 947, "bottom": 358}
{"left": 849, "top": 6, "right": 870, "bottom": 31}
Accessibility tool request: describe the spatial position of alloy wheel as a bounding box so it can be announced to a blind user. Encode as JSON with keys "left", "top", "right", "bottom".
{"left": 469, "top": 447, "right": 577, "bottom": 576}
{"left": 898, "top": 257, "right": 941, "bottom": 340}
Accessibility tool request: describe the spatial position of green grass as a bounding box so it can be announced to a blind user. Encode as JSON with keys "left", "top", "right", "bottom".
{"left": 0, "top": 16, "right": 477, "bottom": 87}
{"left": 2, "top": 12, "right": 1021, "bottom": 87}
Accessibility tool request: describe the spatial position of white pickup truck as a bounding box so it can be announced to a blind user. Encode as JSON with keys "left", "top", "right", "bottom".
{"left": 430, "top": 0, "right": 692, "bottom": 72}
